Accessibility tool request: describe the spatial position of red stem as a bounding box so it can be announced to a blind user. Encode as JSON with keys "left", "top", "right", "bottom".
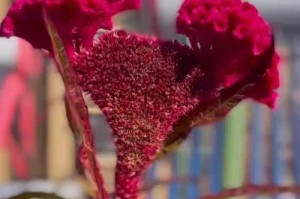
{"left": 115, "top": 169, "right": 141, "bottom": 199}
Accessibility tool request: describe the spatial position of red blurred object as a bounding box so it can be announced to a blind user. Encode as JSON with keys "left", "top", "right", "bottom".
{"left": 0, "top": 39, "right": 43, "bottom": 178}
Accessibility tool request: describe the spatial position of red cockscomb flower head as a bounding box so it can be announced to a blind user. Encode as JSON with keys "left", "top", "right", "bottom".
{"left": 0, "top": 0, "right": 141, "bottom": 54}
{"left": 177, "top": 0, "right": 278, "bottom": 97}
{"left": 0, "top": 0, "right": 279, "bottom": 198}
{"left": 165, "top": 0, "right": 280, "bottom": 148}
{"left": 73, "top": 31, "right": 202, "bottom": 198}
{"left": 73, "top": 0, "right": 279, "bottom": 198}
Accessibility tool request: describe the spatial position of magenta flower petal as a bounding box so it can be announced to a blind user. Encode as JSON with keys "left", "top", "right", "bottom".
{"left": 247, "top": 52, "right": 280, "bottom": 108}
{"left": 105, "top": 0, "right": 142, "bottom": 15}
{"left": 0, "top": 0, "right": 52, "bottom": 51}
{"left": 177, "top": 0, "right": 274, "bottom": 95}
{"left": 45, "top": 0, "right": 112, "bottom": 54}
{"left": 0, "top": 0, "right": 136, "bottom": 54}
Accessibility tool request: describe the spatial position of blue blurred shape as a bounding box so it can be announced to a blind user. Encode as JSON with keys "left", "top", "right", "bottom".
{"left": 210, "top": 122, "right": 225, "bottom": 193}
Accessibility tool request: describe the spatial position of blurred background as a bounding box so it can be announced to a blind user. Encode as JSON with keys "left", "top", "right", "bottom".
{"left": 0, "top": 0, "right": 300, "bottom": 198}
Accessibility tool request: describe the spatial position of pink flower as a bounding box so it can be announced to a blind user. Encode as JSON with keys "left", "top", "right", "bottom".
{"left": 165, "top": 0, "right": 280, "bottom": 154}
{"left": 0, "top": 0, "right": 141, "bottom": 54}
{"left": 177, "top": 0, "right": 278, "bottom": 103}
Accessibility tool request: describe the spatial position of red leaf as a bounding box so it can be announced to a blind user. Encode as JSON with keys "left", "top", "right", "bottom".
{"left": 44, "top": 11, "right": 108, "bottom": 199}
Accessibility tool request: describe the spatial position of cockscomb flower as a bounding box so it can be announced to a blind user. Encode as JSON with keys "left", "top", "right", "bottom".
{"left": 0, "top": 0, "right": 279, "bottom": 198}
{"left": 73, "top": 9, "right": 277, "bottom": 197}
{"left": 0, "top": 0, "right": 141, "bottom": 54}
{"left": 72, "top": 0, "right": 278, "bottom": 197}
{"left": 177, "top": 0, "right": 276, "bottom": 95}
{"left": 163, "top": 0, "right": 280, "bottom": 150}
{"left": 73, "top": 30, "right": 203, "bottom": 198}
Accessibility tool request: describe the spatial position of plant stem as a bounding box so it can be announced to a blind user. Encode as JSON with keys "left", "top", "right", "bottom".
{"left": 223, "top": 103, "right": 248, "bottom": 197}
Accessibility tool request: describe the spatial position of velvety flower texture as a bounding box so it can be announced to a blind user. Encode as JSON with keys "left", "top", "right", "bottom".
{"left": 164, "top": 0, "right": 280, "bottom": 149}
{"left": 0, "top": 0, "right": 279, "bottom": 198}
{"left": 0, "top": 0, "right": 141, "bottom": 54}
{"left": 177, "top": 0, "right": 279, "bottom": 106}
{"left": 73, "top": 0, "right": 279, "bottom": 198}
{"left": 74, "top": 31, "right": 203, "bottom": 198}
